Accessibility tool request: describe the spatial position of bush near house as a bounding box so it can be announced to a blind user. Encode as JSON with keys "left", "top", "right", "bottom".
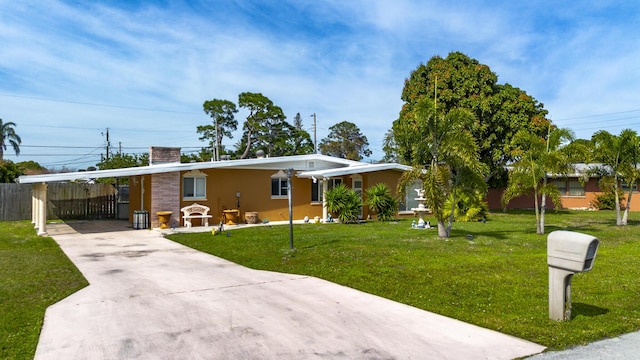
{"left": 323, "top": 184, "right": 362, "bottom": 223}
{"left": 365, "top": 183, "right": 397, "bottom": 221}
{"left": 594, "top": 189, "right": 624, "bottom": 210}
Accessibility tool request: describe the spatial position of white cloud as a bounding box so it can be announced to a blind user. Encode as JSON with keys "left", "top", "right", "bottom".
{"left": 1, "top": 0, "right": 639, "bottom": 168}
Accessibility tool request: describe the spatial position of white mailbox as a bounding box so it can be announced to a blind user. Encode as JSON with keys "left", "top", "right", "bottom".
{"left": 548, "top": 230, "right": 599, "bottom": 272}
{"left": 547, "top": 230, "right": 599, "bottom": 321}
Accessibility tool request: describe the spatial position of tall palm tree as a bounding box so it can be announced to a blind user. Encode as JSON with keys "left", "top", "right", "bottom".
{"left": 591, "top": 129, "right": 640, "bottom": 226}
{"left": 397, "top": 96, "right": 487, "bottom": 238}
{"left": 502, "top": 127, "right": 574, "bottom": 234}
{"left": 0, "top": 119, "right": 22, "bottom": 161}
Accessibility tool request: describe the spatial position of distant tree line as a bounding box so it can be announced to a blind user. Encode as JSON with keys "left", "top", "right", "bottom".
{"left": 194, "top": 92, "right": 371, "bottom": 162}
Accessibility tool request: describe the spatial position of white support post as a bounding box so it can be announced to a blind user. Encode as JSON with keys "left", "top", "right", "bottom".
{"left": 36, "top": 183, "right": 48, "bottom": 236}
{"left": 322, "top": 179, "right": 328, "bottom": 221}
{"left": 31, "top": 185, "right": 38, "bottom": 227}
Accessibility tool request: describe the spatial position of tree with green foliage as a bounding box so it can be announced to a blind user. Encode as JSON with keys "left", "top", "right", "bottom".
{"left": 0, "top": 119, "right": 21, "bottom": 161}
{"left": 365, "top": 183, "right": 397, "bottom": 221}
{"left": 590, "top": 129, "right": 640, "bottom": 226}
{"left": 395, "top": 52, "right": 550, "bottom": 186}
{"left": 319, "top": 121, "right": 372, "bottom": 161}
{"left": 95, "top": 152, "right": 148, "bottom": 184}
{"left": 396, "top": 95, "right": 488, "bottom": 238}
{"left": 16, "top": 160, "right": 46, "bottom": 175}
{"left": 97, "top": 152, "right": 148, "bottom": 170}
{"left": 290, "top": 113, "right": 315, "bottom": 155}
{"left": 381, "top": 129, "right": 400, "bottom": 163}
{"left": 0, "top": 160, "right": 22, "bottom": 182}
{"left": 181, "top": 148, "right": 214, "bottom": 163}
{"left": 324, "top": 183, "right": 362, "bottom": 223}
{"left": 199, "top": 99, "right": 238, "bottom": 161}
{"left": 237, "top": 92, "right": 287, "bottom": 158}
{"left": 502, "top": 127, "right": 575, "bottom": 234}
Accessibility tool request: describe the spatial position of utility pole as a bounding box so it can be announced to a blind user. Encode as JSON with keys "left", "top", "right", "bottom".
{"left": 310, "top": 113, "right": 317, "bottom": 154}
{"left": 102, "top": 128, "right": 111, "bottom": 161}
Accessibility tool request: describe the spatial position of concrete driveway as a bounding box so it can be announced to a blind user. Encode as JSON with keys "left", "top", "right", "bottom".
{"left": 35, "top": 221, "right": 545, "bottom": 359}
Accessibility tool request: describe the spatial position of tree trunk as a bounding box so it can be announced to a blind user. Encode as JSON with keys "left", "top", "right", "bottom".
{"left": 622, "top": 189, "right": 632, "bottom": 225}
{"left": 240, "top": 128, "right": 253, "bottom": 159}
{"left": 540, "top": 179, "right": 547, "bottom": 235}
{"left": 534, "top": 189, "right": 543, "bottom": 235}
{"left": 446, "top": 191, "right": 456, "bottom": 236}
{"left": 615, "top": 187, "right": 622, "bottom": 226}
{"left": 437, "top": 220, "right": 448, "bottom": 238}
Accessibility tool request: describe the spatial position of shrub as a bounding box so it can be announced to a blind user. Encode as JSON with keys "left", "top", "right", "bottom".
{"left": 443, "top": 190, "right": 488, "bottom": 222}
{"left": 324, "top": 184, "right": 362, "bottom": 223}
{"left": 594, "top": 189, "right": 624, "bottom": 210}
{"left": 365, "top": 183, "right": 397, "bottom": 221}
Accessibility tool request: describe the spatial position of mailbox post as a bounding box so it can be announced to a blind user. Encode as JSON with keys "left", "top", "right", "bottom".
{"left": 547, "top": 230, "right": 599, "bottom": 321}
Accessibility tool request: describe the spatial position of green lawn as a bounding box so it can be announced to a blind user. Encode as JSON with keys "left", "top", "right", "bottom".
{"left": 0, "top": 221, "right": 88, "bottom": 360}
{"left": 167, "top": 210, "right": 640, "bottom": 350}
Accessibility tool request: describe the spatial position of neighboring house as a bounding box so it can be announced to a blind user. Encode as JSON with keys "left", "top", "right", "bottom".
{"left": 18, "top": 147, "right": 412, "bottom": 233}
{"left": 486, "top": 163, "right": 640, "bottom": 211}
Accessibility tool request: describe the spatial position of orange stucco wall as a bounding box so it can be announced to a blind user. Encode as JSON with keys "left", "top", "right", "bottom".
{"left": 128, "top": 174, "right": 152, "bottom": 220}
{"left": 180, "top": 168, "right": 325, "bottom": 225}
{"left": 485, "top": 178, "right": 640, "bottom": 211}
{"left": 127, "top": 168, "right": 407, "bottom": 226}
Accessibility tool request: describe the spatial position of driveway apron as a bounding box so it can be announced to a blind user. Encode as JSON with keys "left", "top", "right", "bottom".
{"left": 35, "top": 221, "right": 545, "bottom": 359}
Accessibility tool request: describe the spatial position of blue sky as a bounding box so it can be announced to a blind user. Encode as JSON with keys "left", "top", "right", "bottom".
{"left": 1, "top": 0, "right": 639, "bottom": 169}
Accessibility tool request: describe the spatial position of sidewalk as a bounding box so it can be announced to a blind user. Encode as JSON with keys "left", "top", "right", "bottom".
{"left": 526, "top": 331, "right": 640, "bottom": 359}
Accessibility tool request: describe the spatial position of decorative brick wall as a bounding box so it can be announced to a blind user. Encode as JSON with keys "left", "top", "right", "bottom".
{"left": 151, "top": 172, "right": 181, "bottom": 228}
{"left": 149, "top": 146, "right": 181, "bottom": 227}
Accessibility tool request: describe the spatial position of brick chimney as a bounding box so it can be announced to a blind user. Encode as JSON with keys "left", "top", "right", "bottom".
{"left": 149, "top": 146, "right": 181, "bottom": 165}
{"left": 149, "top": 147, "right": 181, "bottom": 227}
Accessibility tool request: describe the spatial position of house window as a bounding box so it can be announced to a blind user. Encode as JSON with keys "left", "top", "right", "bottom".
{"left": 553, "top": 179, "right": 585, "bottom": 197}
{"left": 328, "top": 178, "right": 342, "bottom": 189}
{"left": 271, "top": 178, "right": 288, "bottom": 197}
{"left": 311, "top": 180, "right": 323, "bottom": 202}
{"left": 270, "top": 170, "right": 291, "bottom": 198}
{"left": 568, "top": 180, "right": 585, "bottom": 196}
{"left": 620, "top": 181, "right": 639, "bottom": 193}
{"left": 311, "top": 178, "right": 342, "bottom": 202}
{"left": 183, "top": 176, "right": 206, "bottom": 199}
{"left": 398, "top": 181, "right": 422, "bottom": 212}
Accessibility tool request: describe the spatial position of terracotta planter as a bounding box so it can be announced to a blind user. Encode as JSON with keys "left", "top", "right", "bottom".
{"left": 222, "top": 209, "right": 239, "bottom": 225}
{"left": 156, "top": 211, "right": 172, "bottom": 229}
{"left": 244, "top": 211, "right": 259, "bottom": 224}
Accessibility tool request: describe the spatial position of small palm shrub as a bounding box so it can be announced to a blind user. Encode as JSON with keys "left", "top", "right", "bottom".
{"left": 594, "top": 189, "right": 625, "bottom": 210}
{"left": 324, "top": 184, "right": 362, "bottom": 223}
{"left": 444, "top": 190, "right": 488, "bottom": 222}
{"left": 365, "top": 183, "right": 397, "bottom": 221}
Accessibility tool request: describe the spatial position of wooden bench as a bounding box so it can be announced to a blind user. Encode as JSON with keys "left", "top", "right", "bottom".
{"left": 180, "top": 203, "right": 212, "bottom": 228}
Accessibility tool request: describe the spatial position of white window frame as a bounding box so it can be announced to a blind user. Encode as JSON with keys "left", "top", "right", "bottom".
{"left": 311, "top": 179, "right": 324, "bottom": 203}
{"left": 183, "top": 170, "right": 207, "bottom": 200}
{"left": 271, "top": 170, "right": 289, "bottom": 199}
{"left": 553, "top": 178, "right": 585, "bottom": 197}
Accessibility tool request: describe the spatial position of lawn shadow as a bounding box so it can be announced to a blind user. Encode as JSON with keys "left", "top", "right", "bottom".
{"left": 545, "top": 224, "right": 602, "bottom": 233}
{"left": 48, "top": 220, "right": 133, "bottom": 235}
{"left": 571, "top": 302, "right": 609, "bottom": 319}
{"left": 449, "top": 229, "right": 513, "bottom": 240}
{"left": 300, "top": 239, "right": 340, "bottom": 249}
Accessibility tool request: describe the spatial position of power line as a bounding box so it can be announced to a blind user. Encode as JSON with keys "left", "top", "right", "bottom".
{"left": 0, "top": 92, "right": 201, "bottom": 115}
{"left": 555, "top": 108, "right": 640, "bottom": 122}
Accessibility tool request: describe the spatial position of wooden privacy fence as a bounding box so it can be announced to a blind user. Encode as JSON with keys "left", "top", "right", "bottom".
{"left": 0, "top": 183, "right": 117, "bottom": 221}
